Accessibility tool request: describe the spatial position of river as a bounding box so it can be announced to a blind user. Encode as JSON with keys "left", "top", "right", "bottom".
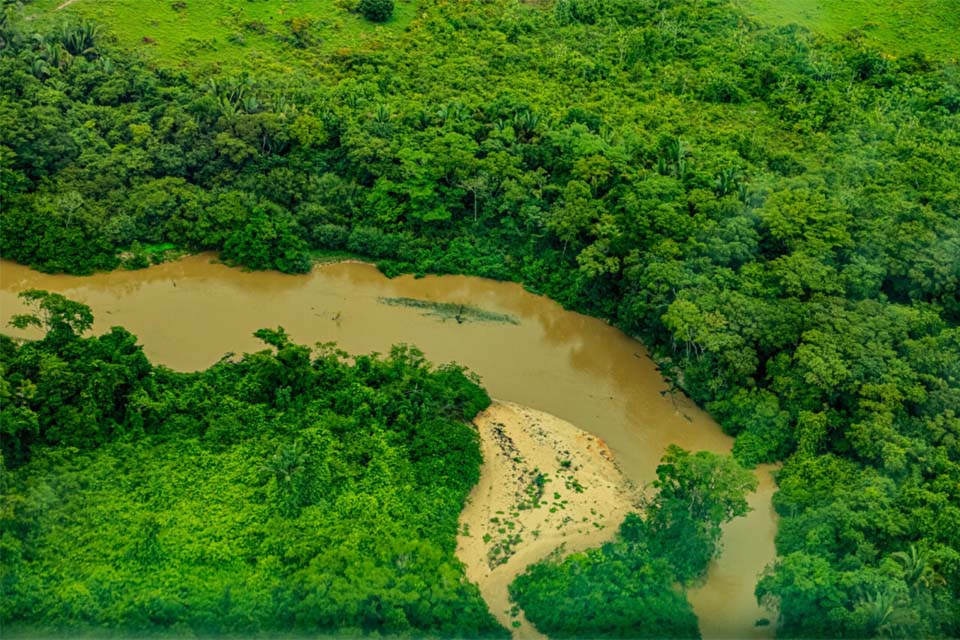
{"left": 0, "top": 254, "right": 777, "bottom": 638}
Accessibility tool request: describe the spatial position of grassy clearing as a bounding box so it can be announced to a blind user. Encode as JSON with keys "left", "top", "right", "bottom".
{"left": 739, "top": 0, "right": 960, "bottom": 60}
{"left": 24, "top": 0, "right": 419, "bottom": 73}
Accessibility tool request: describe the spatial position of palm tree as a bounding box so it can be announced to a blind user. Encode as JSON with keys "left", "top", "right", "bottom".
{"left": 890, "top": 544, "right": 945, "bottom": 594}
{"left": 714, "top": 167, "right": 740, "bottom": 198}
{"left": 37, "top": 38, "right": 68, "bottom": 70}
{"left": 891, "top": 545, "right": 926, "bottom": 593}
{"left": 261, "top": 442, "right": 309, "bottom": 516}
{"left": 58, "top": 21, "right": 99, "bottom": 59}
{"left": 861, "top": 587, "right": 898, "bottom": 638}
{"left": 512, "top": 110, "right": 541, "bottom": 143}
{"left": 30, "top": 56, "right": 50, "bottom": 79}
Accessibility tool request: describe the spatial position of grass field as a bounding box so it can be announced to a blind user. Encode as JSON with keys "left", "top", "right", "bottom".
{"left": 24, "top": 0, "right": 958, "bottom": 71}
{"left": 24, "top": 0, "right": 419, "bottom": 73}
{"left": 740, "top": 0, "right": 960, "bottom": 60}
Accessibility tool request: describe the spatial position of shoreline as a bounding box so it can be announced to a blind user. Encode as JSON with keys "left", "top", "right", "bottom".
{"left": 456, "top": 401, "right": 643, "bottom": 638}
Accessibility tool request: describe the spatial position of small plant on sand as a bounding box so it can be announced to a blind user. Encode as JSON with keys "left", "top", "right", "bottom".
{"left": 488, "top": 533, "right": 523, "bottom": 567}
{"left": 517, "top": 470, "right": 550, "bottom": 510}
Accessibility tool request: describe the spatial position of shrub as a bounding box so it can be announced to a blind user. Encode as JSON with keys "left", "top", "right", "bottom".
{"left": 358, "top": 0, "right": 393, "bottom": 23}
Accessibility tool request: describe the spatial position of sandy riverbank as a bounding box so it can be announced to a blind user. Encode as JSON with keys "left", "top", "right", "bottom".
{"left": 457, "top": 401, "right": 643, "bottom": 638}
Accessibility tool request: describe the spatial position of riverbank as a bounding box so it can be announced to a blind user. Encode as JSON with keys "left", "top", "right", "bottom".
{"left": 456, "top": 401, "right": 642, "bottom": 638}
{"left": 1, "top": 256, "right": 778, "bottom": 637}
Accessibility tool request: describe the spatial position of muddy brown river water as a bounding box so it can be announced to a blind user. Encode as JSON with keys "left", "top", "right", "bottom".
{"left": 0, "top": 254, "right": 777, "bottom": 638}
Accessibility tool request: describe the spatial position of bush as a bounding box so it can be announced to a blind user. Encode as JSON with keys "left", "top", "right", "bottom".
{"left": 347, "top": 226, "right": 402, "bottom": 258}
{"left": 358, "top": 0, "right": 393, "bottom": 23}
{"left": 312, "top": 223, "right": 350, "bottom": 250}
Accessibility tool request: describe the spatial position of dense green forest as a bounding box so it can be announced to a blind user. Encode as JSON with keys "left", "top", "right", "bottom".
{"left": 0, "top": 290, "right": 504, "bottom": 635}
{"left": 2, "top": 0, "right": 959, "bottom": 636}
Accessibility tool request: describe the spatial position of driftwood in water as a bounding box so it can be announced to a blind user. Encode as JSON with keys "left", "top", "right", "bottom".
{"left": 377, "top": 297, "right": 519, "bottom": 325}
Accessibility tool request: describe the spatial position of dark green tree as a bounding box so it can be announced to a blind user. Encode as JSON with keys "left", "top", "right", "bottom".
{"left": 358, "top": 0, "right": 393, "bottom": 23}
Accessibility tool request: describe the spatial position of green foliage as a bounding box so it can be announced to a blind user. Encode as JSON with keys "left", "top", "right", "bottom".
{"left": 358, "top": 0, "right": 393, "bottom": 23}
{"left": 1, "top": 293, "right": 151, "bottom": 465}
{"left": 221, "top": 208, "right": 312, "bottom": 273}
{"left": 0, "top": 297, "right": 504, "bottom": 637}
{"left": 647, "top": 446, "right": 758, "bottom": 583}
{"left": 510, "top": 532, "right": 700, "bottom": 638}
{"left": 2, "top": 0, "right": 960, "bottom": 635}
{"left": 10, "top": 289, "right": 94, "bottom": 341}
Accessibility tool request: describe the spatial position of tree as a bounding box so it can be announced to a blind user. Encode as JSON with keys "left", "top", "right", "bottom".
{"left": 647, "top": 446, "right": 758, "bottom": 582}
{"left": 10, "top": 289, "right": 94, "bottom": 343}
{"left": 510, "top": 527, "right": 701, "bottom": 639}
{"left": 756, "top": 552, "right": 851, "bottom": 637}
{"left": 221, "top": 207, "right": 311, "bottom": 273}
{"left": 359, "top": 0, "right": 393, "bottom": 23}
{"left": 262, "top": 441, "right": 311, "bottom": 516}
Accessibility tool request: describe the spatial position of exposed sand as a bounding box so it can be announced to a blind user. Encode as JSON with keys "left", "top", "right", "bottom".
{"left": 457, "top": 401, "right": 643, "bottom": 638}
